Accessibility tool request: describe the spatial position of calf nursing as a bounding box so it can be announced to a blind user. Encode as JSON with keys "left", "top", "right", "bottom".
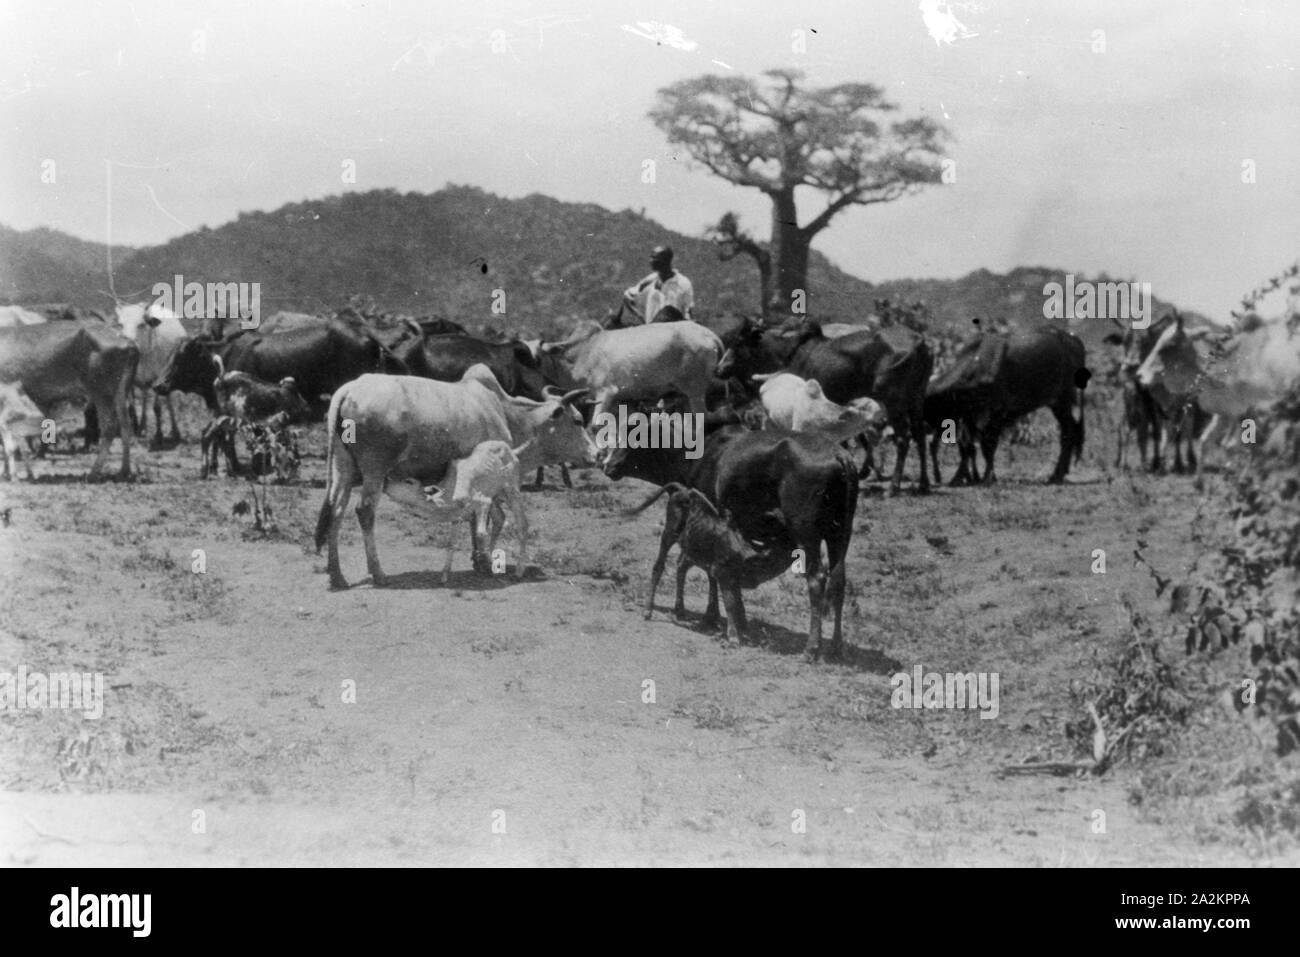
{"left": 631, "top": 482, "right": 789, "bottom": 646}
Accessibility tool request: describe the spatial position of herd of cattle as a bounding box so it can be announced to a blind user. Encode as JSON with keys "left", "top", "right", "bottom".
{"left": 1, "top": 298, "right": 1296, "bottom": 660}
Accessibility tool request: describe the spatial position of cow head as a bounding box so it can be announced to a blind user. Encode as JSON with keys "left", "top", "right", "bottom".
{"left": 276, "top": 377, "right": 314, "bottom": 423}
{"left": 522, "top": 388, "right": 598, "bottom": 468}
{"left": 716, "top": 316, "right": 782, "bottom": 380}
{"left": 154, "top": 337, "right": 221, "bottom": 409}
{"left": 1135, "top": 313, "right": 1200, "bottom": 396}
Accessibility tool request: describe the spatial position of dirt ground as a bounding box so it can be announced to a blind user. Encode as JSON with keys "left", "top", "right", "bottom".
{"left": 1, "top": 403, "right": 1293, "bottom": 866}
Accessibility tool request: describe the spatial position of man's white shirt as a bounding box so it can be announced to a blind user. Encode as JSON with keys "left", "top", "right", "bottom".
{"left": 626, "top": 270, "right": 694, "bottom": 322}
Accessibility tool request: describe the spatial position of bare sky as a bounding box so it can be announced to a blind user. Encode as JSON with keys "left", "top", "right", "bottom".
{"left": 2, "top": 0, "right": 1296, "bottom": 317}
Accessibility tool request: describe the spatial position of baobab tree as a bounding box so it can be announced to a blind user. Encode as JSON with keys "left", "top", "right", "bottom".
{"left": 651, "top": 68, "right": 949, "bottom": 313}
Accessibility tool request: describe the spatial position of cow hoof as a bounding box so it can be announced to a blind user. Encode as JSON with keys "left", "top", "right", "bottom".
{"left": 328, "top": 577, "right": 349, "bottom": 591}
{"left": 803, "top": 648, "right": 822, "bottom": 664}
{"left": 672, "top": 608, "right": 688, "bottom": 621}
{"left": 887, "top": 486, "right": 901, "bottom": 498}
{"left": 1047, "top": 475, "right": 1065, "bottom": 486}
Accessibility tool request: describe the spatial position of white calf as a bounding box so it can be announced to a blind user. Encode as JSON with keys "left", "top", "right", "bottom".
{"left": 384, "top": 439, "right": 530, "bottom": 584}
{"left": 0, "top": 382, "right": 46, "bottom": 480}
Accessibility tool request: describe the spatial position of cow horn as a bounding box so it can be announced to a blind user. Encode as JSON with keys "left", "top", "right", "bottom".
{"left": 559, "top": 388, "right": 589, "bottom": 406}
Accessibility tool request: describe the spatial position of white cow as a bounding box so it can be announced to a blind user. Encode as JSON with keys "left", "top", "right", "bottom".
{"left": 386, "top": 439, "right": 530, "bottom": 583}
{"left": 1136, "top": 312, "right": 1300, "bottom": 473}
{"left": 315, "top": 364, "right": 595, "bottom": 589}
{"left": 115, "top": 302, "right": 188, "bottom": 445}
{"left": 0, "top": 382, "right": 46, "bottom": 480}
{"left": 539, "top": 320, "right": 723, "bottom": 418}
{"left": 752, "top": 372, "right": 883, "bottom": 444}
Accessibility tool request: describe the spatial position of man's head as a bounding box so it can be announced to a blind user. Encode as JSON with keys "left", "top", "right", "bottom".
{"left": 650, "top": 245, "right": 674, "bottom": 276}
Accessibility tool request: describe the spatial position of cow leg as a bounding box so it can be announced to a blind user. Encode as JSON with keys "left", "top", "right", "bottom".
{"left": 856, "top": 432, "right": 875, "bottom": 480}
{"left": 825, "top": 548, "right": 848, "bottom": 660}
{"left": 532, "top": 465, "right": 544, "bottom": 489}
{"left": 1195, "top": 413, "right": 1222, "bottom": 477}
{"left": 220, "top": 423, "right": 240, "bottom": 477}
{"left": 199, "top": 423, "right": 214, "bottom": 478}
{"left": 507, "top": 491, "right": 529, "bottom": 578}
{"left": 356, "top": 475, "right": 387, "bottom": 587}
{"left": 1171, "top": 417, "right": 1187, "bottom": 474}
{"left": 701, "top": 574, "right": 721, "bottom": 630}
{"left": 929, "top": 432, "right": 943, "bottom": 485}
{"left": 151, "top": 393, "right": 166, "bottom": 448}
{"left": 718, "top": 579, "right": 747, "bottom": 646}
{"left": 469, "top": 499, "right": 503, "bottom": 574}
{"left": 672, "top": 553, "right": 692, "bottom": 620}
{"left": 888, "top": 424, "right": 909, "bottom": 497}
{"left": 1149, "top": 421, "right": 1165, "bottom": 473}
{"left": 129, "top": 391, "right": 143, "bottom": 437}
{"left": 646, "top": 530, "right": 675, "bottom": 620}
{"left": 803, "top": 547, "right": 827, "bottom": 661}
{"left": 322, "top": 466, "right": 355, "bottom": 591}
{"left": 1048, "top": 402, "right": 1075, "bottom": 483}
{"left": 443, "top": 533, "right": 455, "bottom": 585}
{"left": 115, "top": 380, "right": 133, "bottom": 480}
{"left": 88, "top": 396, "right": 121, "bottom": 480}
{"left": 979, "top": 428, "right": 1000, "bottom": 485}
{"left": 949, "top": 425, "right": 976, "bottom": 485}
{"left": 912, "top": 409, "right": 930, "bottom": 493}
{"left": 560, "top": 464, "right": 572, "bottom": 488}
{"left": 165, "top": 394, "right": 181, "bottom": 442}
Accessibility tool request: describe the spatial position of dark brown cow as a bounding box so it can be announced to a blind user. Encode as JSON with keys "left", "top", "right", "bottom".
{"left": 154, "top": 319, "right": 384, "bottom": 417}
{"left": 630, "top": 482, "right": 790, "bottom": 646}
{"left": 924, "top": 326, "right": 1088, "bottom": 484}
{"left": 604, "top": 425, "right": 858, "bottom": 661}
{"left": 717, "top": 317, "right": 933, "bottom": 494}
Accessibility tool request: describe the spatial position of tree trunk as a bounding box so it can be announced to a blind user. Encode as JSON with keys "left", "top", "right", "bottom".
{"left": 767, "top": 188, "right": 810, "bottom": 316}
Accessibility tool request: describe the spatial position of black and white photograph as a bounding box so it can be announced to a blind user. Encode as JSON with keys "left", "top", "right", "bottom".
{"left": 0, "top": 0, "right": 1297, "bottom": 884}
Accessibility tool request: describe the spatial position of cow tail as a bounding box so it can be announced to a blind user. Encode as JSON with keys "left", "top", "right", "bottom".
{"left": 622, "top": 482, "right": 683, "bottom": 518}
{"left": 314, "top": 390, "right": 344, "bottom": 552}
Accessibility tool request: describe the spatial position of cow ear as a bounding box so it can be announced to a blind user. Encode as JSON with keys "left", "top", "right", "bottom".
{"left": 804, "top": 380, "right": 822, "bottom": 399}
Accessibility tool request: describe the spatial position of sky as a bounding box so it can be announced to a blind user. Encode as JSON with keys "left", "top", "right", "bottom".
{"left": 1, "top": 0, "right": 1297, "bottom": 318}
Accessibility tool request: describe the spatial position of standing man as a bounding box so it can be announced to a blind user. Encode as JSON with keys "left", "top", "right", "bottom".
{"left": 623, "top": 245, "right": 695, "bottom": 323}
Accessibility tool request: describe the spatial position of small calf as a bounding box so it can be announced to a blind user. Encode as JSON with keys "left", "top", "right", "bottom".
{"left": 0, "top": 382, "right": 45, "bottom": 481}
{"left": 631, "top": 483, "right": 789, "bottom": 645}
{"left": 384, "top": 439, "right": 530, "bottom": 584}
{"left": 201, "top": 362, "right": 311, "bottom": 478}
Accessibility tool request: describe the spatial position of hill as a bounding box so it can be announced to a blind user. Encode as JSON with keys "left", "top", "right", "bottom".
{"left": 0, "top": 225, "right": 133, "bottom": 305}
{"left": 869, "top": 266, "right": 1214, "bottom": 353}
{"left": 88, "top": 186, "right": 874, "bottom": 337}
{"left": 1, "top": 187, "right": 1213, "bottom": 345}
